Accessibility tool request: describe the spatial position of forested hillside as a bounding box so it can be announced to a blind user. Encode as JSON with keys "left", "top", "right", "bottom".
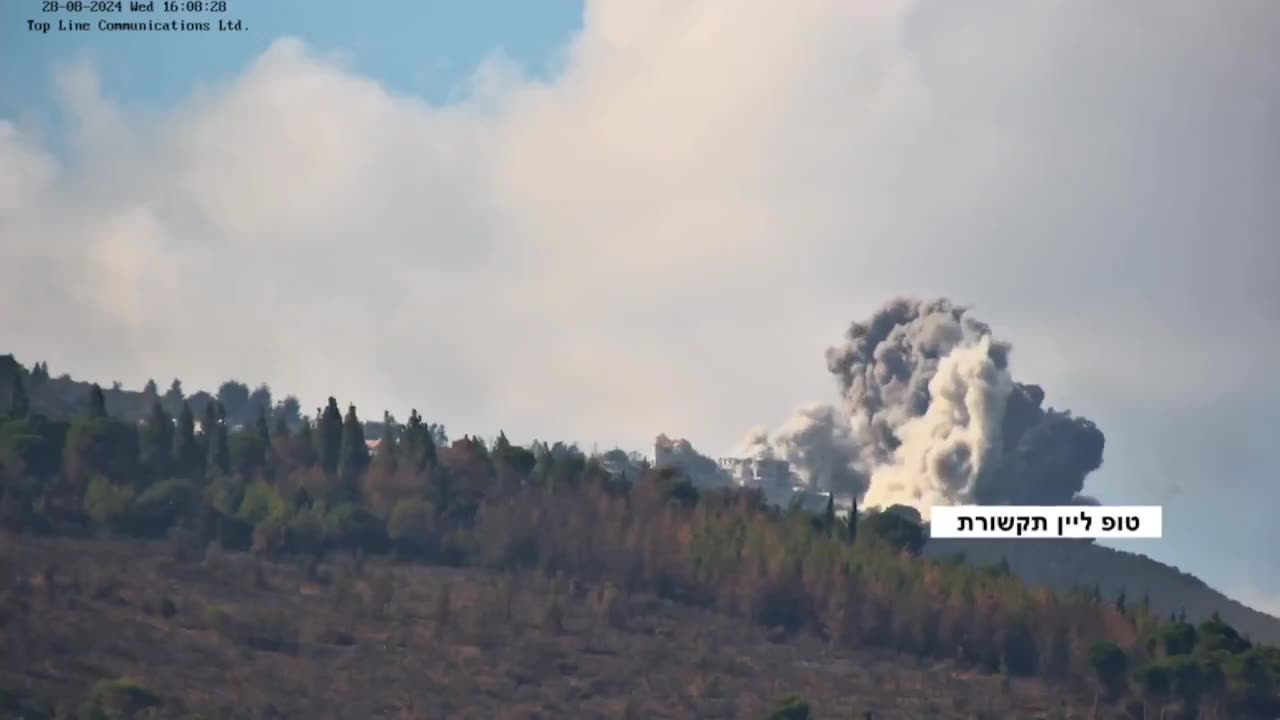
{"left": 925, "top": 540, "right": 1280, "bottom": 647}
{"left": 1, "top": 356, "right": 1278, "bottom": 718}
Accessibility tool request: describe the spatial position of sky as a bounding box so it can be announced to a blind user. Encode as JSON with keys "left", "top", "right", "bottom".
{"left": 1, "top": 1, "right": 1277, "bottom": 615}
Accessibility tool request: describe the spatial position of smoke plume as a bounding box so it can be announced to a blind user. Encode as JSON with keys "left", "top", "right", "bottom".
{"left": 744, "top": 298, "right": 1105, "bottom": 515}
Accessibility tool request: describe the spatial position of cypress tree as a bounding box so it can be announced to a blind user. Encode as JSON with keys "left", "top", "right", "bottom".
{"left": 845, "top": 495, "right": 858, "bottom": 545}
{"left": 293, "top": 418, "right": 317, "bottom": 468}
{"left": 206, "top": 402, "right": 230, "bottom": 477}
{"left": 339, "top": 404, "right": 370, "bottom": 481}
{"left": 822, "top": 493, "right": 836, "bottom": 536}
{"left": 402, "top": 409, "right": 437, "bottom": 471}
{"left": 87, "top": 383, "right": 107, "bottom": 418}
{"left": 143, "top": 400, "right": 173, "bottom": 475}
{"left": 372, "top": 410, "right": 398, "bottom": 474}
{"left": 255, "top": 405, "right": 273, "bottom": 470}
{"left": 172, "top": 400, "right": 198, "bottom": 477}
{"left": 320, "top": 397, "right": 343, "bottom": 474}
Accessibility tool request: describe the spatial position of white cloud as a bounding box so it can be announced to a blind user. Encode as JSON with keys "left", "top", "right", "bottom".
{"left": 1, "top": 0, "right": 1277, "bottom": 473}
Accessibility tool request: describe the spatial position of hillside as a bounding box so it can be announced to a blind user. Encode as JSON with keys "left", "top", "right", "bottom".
{"left": 925, "top": 539, "right": 1280, "bottom": 647}
{"left": 2, "top": 359, "right": 1279, "bottom": 718}
{"left": 1, "top": 534, "right": 1098, "bottom": 720}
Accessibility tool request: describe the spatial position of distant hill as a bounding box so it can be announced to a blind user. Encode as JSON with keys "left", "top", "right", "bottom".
{"left": 925, "top": 537, "right": 1280, "bottom": 646}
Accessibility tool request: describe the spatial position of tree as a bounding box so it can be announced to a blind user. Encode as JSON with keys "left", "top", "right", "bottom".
{"left": 1166, "top": 656, "right": 1204, "bottom": 713}
{"left": 402, "top": 410, "right": 437, "bottom": 471}
{"left": 1198, "top": 613, "right": 1251, "bottom": 654}
{"left": 371, "top": 411, "right": 398, "bottom": 475}
{"left": 319, "top": 397, "right": 343, "bottom": 475}
{"left": 821, "top": 493, "right": 836, "bottom": 536}
{"left": 163, "top": 379, "right": 184, "bottom": 408}
{"left": 141, "top": 401, "right": 173, "bottom": 476}
{"left": 1088, "top": 640, "right": 1129, "bottom": 699}
{"left": 845, "top": 496, "right": 858, "bottom": 545}
{"left": 1133, "top": 662, "right": 1171, "bottom": 713}
{"left": 171, "top": 401, "right": 199, "bottom": 478}
{"left": 88, "top": 383, "right": 107, "bottom": 418}
{"left": 216, "top": 380, "right": 251, "bottom": 423}
{"left": 388, "top": 498, "right": 433, "bottom": 557}
{"left": 291, "top": 418, "right": 318, "bottom": 469}
{"left": 142, "top": 378, "right": 159, "bottom": 397}
{"left": 206, "top": 403, "right": 230, "bottom": 478}
{"left": 274, "top": 394, "right": 301, "bottom": 429}
{"left": 858, "top": 509, "right": 925, "bottom": 555}
{"left": 255, "top": 406, "right": 272, "bottom": 460}
{"left": 339, "top": 404, "right": 370, "bottom": 482}
{"left": 248, "top": 384, "right": 272, "bottom": 421}
{"left": 8, "top": 372, "right": 28, "bottom": 419}
{"left": 1162, "top": 621, "right": 1198, "bottom": 656}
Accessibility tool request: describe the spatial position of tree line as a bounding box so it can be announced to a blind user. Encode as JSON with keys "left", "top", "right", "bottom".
{"left": 0, "top": 363, "right": 1277, "bottom": 718}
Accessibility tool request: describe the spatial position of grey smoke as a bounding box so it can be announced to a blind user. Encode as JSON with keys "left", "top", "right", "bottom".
{"left": 743, "top": 298, "right": 1105, "bottom": 516}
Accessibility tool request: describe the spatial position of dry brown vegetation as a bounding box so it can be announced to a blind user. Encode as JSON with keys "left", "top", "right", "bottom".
{"left": 0, "top": 534, "right": 1114, "bottom": 720}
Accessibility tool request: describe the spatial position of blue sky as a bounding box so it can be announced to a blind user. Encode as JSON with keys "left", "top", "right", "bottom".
{"left": 2, "top": 1, "right": 1276, "bottom": 616}
{"left": 1, "top": 1, "right": 583, "bottom": 129}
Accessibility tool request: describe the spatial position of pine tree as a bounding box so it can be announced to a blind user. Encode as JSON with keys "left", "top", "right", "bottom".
{"left": 320, "top": 397, "right": 343, "bottom": 474}
{"left": 339, "top": 404, "right": 370, "bottom": 481}
{"left": 822, "top": 493, "right": 836, "bottom": 536}
{"left": 8, "top": 372, "right": 29, "bottom": 419}
{"left": 143, "top": 378, "right": 159, "bottom": 397}
{"left": 87, "top": 383, "right": 107, "bottom": 418}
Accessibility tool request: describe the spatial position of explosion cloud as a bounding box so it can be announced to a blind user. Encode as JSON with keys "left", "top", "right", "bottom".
{"left": 745, "top": 298, "right": 1105, "bottom": 516}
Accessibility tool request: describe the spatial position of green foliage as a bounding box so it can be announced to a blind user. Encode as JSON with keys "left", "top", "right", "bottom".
{"left": 1133, "top": 661, "right": 1170, "bottom": 697}
{"left": 857, "top": 508, "right": 925, "bottom": 556}
{"left": 325, "top": 502, "right": 387, "bottom": 553}
{"left": 204, "top": 403, "right": 230, "bottom": 478}
{"left": 171, "top": 401, "right": 199, "bottom": 478}
{"left": 319, "top": 397, "right": 343, "bottom": 475}
{"left": 763, "top": 694, "right": 812, "bottom": 720}
{"left": 203, "top": 476, "right": 244, "bottom": 516}
{"left": 1089, "top": 640, "right": 1129, "bottom": 697}
{"left": 129, "top": 479, "right": 199, "bottom": 536}
{"left": 215, "top": 380, "right": 250, "bottom": 423}
{"left": 140, "top": 401, "right": 172, "bottom": 477}
{"left": 339, "top": 404, "right": 370, "bottom": 486}
{"left": 87, "top": 676, "right": 160, "bottom": 717}
{"left": 388, "top": 498, "right": 434, "bottom": 556}
{"left": 0, "top": 416, "right": 63, "bottom": 479}
{"left": 238, "top": 480, "right": 288, "bottom": 525}
{"left": 64, "top": 416, "right": 139, "bottom": 486}
{"left": 5, "top": 365, "right": 1279, "bottom": 714}
{"left": 84, "top": 475, "right": 135, "bottom": 529}
{"left": 1199, "top": 612, "right": 1252, "bottom": 654}
{"left": 227, "top": 427, "right": 267, "bottom": 478}
{"left": 1162, "top": 621, "right": 1198, "bottom": 656}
